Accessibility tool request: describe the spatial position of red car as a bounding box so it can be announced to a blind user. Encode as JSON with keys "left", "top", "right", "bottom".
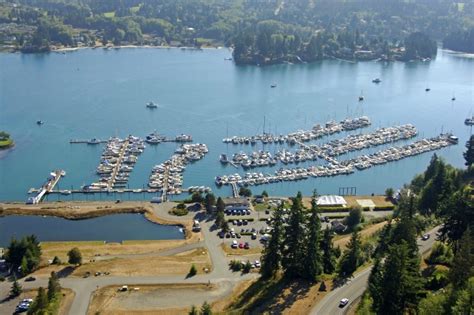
{"left": 238, "top": 242, "right": 245, "bottom": 249}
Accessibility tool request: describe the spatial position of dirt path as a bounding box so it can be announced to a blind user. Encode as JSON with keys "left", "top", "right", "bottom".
{"left": 333, "top": 221, "right": 388, "bottom": 249}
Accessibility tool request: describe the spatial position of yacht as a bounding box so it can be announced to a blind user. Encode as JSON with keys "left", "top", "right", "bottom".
{"left": 36, "top": 120, "right": 44, "bottom": 125}
{"left": 87, "top": 138, "right": 100, "bottom": 145}
{"left": 372, "top": 78, "right": 381, "bottom": 84}
{"left": 146, "top": 101, "right": 158, "bottom": 109}
{"left": 465, "top": 116, "right": 474, "bottom": 126}
{"left": 220, "top": 154, "right": 229, "bottom": 164}
{"left": 270, "top": 83, "right": 277, "bottom": 88}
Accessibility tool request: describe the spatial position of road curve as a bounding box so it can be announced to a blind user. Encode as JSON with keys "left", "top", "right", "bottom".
{"left": 311, "top": 226, "right": 440, "bottom": 315}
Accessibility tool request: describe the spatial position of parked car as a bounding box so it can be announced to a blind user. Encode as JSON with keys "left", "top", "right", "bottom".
{"left": 254, "top": 260, "right": 261, "bottom": 268}
{"left": 24, "top": 276, "right": 36, "bottom": 282}
{"left": 244, "top": 242, "right": 250, "bottom": 249}
{"left": 231, "top": 240, "right": 238, "bottom": 248}
{"left": 422, "top": 233, "right": 430, "bottom": 240}
{"left": 236, "top": 233, "right": 241, "bottom": 239}
{"left": 339, "top": 298, "right": 349, "bottom": 307}
{"left": 239, "top": 242, "right": 245, "bottom": 249}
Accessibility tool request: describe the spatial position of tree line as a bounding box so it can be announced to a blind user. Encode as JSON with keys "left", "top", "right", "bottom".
{"left": 1, "top": 0, "right": 472, "bottom": 60}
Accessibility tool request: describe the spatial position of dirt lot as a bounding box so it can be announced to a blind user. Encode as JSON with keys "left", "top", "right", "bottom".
{"left": 88, "top": 283, "right": 224, "bottom": 315}
{"left": 71, "top": 247, "right": 211, "bottom": 277}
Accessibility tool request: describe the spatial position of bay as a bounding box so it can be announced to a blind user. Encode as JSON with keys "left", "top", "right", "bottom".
{"left": 0, "top": 47, "right": 473, "bottom": 201}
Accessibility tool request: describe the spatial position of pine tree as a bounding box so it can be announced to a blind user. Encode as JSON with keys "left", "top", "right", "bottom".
{"left": 47, "top": 271, "right": 61, "bottom": 301}
{"left": 261, "top": 205, "right": 284, "bottom": 278}
{"left": 449, "top": 228, "right": 473, "bottom": 288}
{"left": 368, "top": 257, "right": 383, "bottom": 312}
{"left": 463, "top": 135, "right": 474, "bottom": 167}
{"left": 10, "top": 276, "right": 22, "bottom": 298}
{"left": 303, "top": 192, "right": 323, "bottom": 281}
{"left": 321, "top": 227, "right": 336, "bottom": 274}
{"left": 337, "top": 229, "right": 363, "bottom": 278}
{"left": 373, "top": 221, "right": 392, "bottom": 258}
{"left": 189, "top": 305, "right": 198, "bottom": 315}
{"left": 282, "top": 192, "right": 306, "bottom": 278}
{"left": 20, "top": 255, "right": 28, "bottom": 276}
{"left": 200, "top": 301, "right": 212, "bottom": 315}
{"left": 29, "top": 286, "right": 48, "bottom": 314}
{"left": 379, "top": 241, "right": 423, "bottom": 315}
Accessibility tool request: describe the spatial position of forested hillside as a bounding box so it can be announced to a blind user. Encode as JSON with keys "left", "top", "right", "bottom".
{"left": 0, "top": 0, "right": 472, "bottom": 62}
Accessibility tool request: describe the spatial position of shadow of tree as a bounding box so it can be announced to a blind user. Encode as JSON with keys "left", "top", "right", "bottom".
{"left": 229, "top": 276, "right": 314, "bottom": 314}
{"left": 56, "top": 266, "right": 75, "bottom": 278}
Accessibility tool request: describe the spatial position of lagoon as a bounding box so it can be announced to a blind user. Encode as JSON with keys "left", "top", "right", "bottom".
{"left": 0, "top": 213, "right": 184, "bottom": 246}
{"left": 0, "top": 47, "right": 473, "bottom": 201}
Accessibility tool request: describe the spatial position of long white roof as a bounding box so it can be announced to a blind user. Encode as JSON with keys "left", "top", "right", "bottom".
{"left": 317, "top": 195, "right": 347, "bottom": 206}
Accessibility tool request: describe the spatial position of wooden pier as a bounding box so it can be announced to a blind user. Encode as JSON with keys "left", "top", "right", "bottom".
{"left": 231, "top": 182, "right": 239, "bottom": 198}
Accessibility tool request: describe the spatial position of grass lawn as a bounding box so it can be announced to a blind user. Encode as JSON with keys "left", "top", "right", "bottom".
{"left": 104, "top": 11, "right": 115, "bottom": 18}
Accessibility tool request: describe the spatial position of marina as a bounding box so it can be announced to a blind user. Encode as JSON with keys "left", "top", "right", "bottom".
{"left": 26, "top": 170, "right": 66, "bottom": 204}
{"left": 222, "top": 116, "right": 371, "bottom": 145}
{"left": 148, "top": 143, "right": 209, "bottom": 197}
{"left": 215, "top": 133, "right": 458, "bottom": 187}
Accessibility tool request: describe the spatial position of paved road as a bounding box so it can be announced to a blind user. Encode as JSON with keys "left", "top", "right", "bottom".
{"left": 311, "top": 226, "right": 440, "bottom": 315}
{"left": 0, "top": 218, "right": 257, "bottom": 315}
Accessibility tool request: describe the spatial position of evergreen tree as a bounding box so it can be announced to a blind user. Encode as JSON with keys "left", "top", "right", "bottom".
{"left": 373, "top": 221, "right": 392, "bottom": 258}
{"left": 216, "top": 197, "right": 225, "bottom": 213}
{"left": 20, "top": 256, "right": 29, "bottom": 276}
{"left": 261, "top": 205, "right": 284, "bottom": 278}
{"left": 47, "top": 271, "right": 61, "bottom": 301}
{"left": 28, "top": 287, "right": 48, "bottom": 314}
{"left": 463, "top": 134, "right": 474, "bottom": 167}
{"left": 321, "top": 227, "right": 337, "bottom": 274}
{"left": 337, "top": 229, "right": 363, "bottom": 278}
{"left": 204, "top": 193, "right": 216, "bottom": 213}
{"left": 368, "top": 257, "right": 383, "bottom": 312}
{"left": 449, "top": 228, "right": 473, "bottom": 288}
{"left": 10, "top": 276, "right": 22, "bottom": 298}
{"left": 189, "top": 305, "right": 198, "bottom": 315}
{"left": 282, "top": 192, "right": 306, "bottom": 278}
{"left": 439, "top": 188, "right": 473, "bottom": 244}
{"left": 215, "top": 197, "right": 225, "bottom": 228}
{"left": 303, "top": 192, "right": 323, "bottom": 281}
{"left": 379, "top": 241, "right": 423, "bottom": 315}
{"left": 200, "top": 301, "right": 212, "bottom": 315}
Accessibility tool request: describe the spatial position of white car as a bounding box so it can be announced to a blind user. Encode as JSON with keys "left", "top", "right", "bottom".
{"left": 339, "top": 298, "right": 349, "bottom": 307}
{"left": 254, "top": 260, "right": 261, "bottom": 268}
{"left": 231, "top": 240, "right": 238, "bottom": 248}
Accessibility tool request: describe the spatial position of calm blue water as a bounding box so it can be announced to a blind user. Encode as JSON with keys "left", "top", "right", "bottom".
{"left": 0, "top": 213, "right": 184, "bottom": 245}
{"left": 0, "top": 48, "right": 473, "bottom": 201}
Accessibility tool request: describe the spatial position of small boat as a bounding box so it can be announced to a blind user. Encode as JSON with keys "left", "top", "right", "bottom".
{"left": 87, "top": 138, "right": 100, "bottom": 145}
{"left": 220, "top": 154, "right": 229, "bottom": 164}
{"left": 146, "top": 101, "right": 158, "bottom": 109}
{"left": 270, "top": 84, "right": 277, "bottom": 88}
{"left": 372, "top": 78, "right": 381, "bottom": 84}
{"left": 224, "top": 57, "right": 233, "bottom": 61}
{"left": 451, "top": 93, "right": 456, "bottom": 101}
{"left": 425, "top": 88, "right": 431, "bottom": 92}
{"left": 36, "top": 120, "right": 44, "bottom": 125}
{"left": 465, "top": 116, "right": 474, "bottom": 126}
{"left": 358, "top": 90, "right": 364, "bottom": 101}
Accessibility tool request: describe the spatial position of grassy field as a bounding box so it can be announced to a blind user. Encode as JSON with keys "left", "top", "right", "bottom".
{"left": 104, "top": 11, "right": 115, "bottom": 18}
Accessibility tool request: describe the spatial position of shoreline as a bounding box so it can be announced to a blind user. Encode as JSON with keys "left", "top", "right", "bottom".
{"left": 0, "top": 201, "right": 194, "bottom": 240}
